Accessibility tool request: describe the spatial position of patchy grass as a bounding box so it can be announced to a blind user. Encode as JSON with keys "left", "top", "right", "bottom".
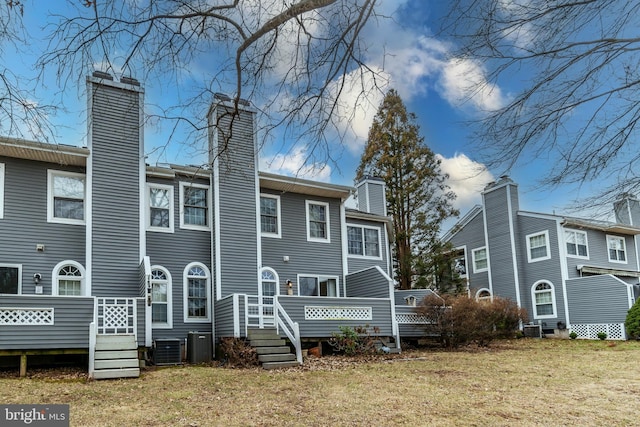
{"left": 1, "top": 339, "right": 639, "bottom": 426}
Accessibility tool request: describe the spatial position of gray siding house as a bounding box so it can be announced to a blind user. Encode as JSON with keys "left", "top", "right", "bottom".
{"left": 0, "top": 74, "right": 410, "bottom": 377}
{"left": 444, "top": 176, "right": 640, "bottom": 340}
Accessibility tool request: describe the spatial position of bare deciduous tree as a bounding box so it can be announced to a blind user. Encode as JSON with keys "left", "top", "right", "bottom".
{"left": 443, "top": 1, "right": 640, "bottom": 200}
{"left": 38, "top": 0, "right": 382, "bottom": 166}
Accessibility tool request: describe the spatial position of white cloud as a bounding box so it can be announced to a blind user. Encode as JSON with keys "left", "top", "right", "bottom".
{"left": 437, "top": 152, "right": 495, "bottom": 212}
{"left": 259, "top": 145, "right": 332, "bottom": 182}
{"left": 439, "top": 58, "right": 506, "bottom": 112}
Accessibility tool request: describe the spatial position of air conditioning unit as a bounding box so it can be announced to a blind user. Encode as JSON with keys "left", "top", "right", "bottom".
{"left": 153, "top": 339, "right": 182, "bottom": 365}
{"left": 187, "top": 332, "right": 213, "bottom": 364}
{"left": 523, "top": 324, "right": 542, "bottom": 338}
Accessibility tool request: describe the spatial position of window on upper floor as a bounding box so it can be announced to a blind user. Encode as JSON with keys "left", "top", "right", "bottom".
{"left": 347, "top": 225, "right": 381, "bottom": 258}
{"left": 147, "top": 183, "right": 174, "bottom": 232}
{"left": 151, "top": 266, "right": 172, "bottom": 328}
{"left": 607, "top": 235, "right": 627, "bottom": 263}
{"left": 526, "top": 230, "right": 551, "bottom": 263}
{"left": 0, "top": 264, "right": 21, "bottom": 294}
{"left": 298, "top": 275, "right": 339, "bottom": 297}
{"left": 52, "top": 261, "right": 85, "bottom": 296}
{"left": 179, "top": 182, "right": 209, "bottom": 230}
{"left": 47, "top": 170, "right": 85, "bottom": 225}
{"left": 565, "top": 229, "right": 588, "bottom": 258}
{"left": 306, "top": 200, "right": 330, "bottom": 243}
{"left": 184, "top": 262, "right": 211, "bottom": 322}
{"left": 472, "top": 247, "right": 488, "bottom": 273}
{"left": 0, "top": 163, "right": 4, "bottom": 219}
{"left": 531, "top": 281, "right": 557, "bottom": 318}
{"left": 260, "top": 194, "right": 281, "bottom": 238}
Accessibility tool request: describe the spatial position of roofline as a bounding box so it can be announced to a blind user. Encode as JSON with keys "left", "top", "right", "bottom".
{"left": 0, "top": 136, "right": 89, "bottom": 166}
{"left": 442, "top": 205, "right": 483, "bottom": 242}
{"left": 259, "top": 171, "right": 353, "bottom": 199}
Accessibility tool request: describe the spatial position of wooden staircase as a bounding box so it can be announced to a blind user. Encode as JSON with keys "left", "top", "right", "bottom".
{"left": 93, "top": 334, "right": 140, "bottom": 379}
{"left": 247, "top": 327, "right": 300, "bottom": 369}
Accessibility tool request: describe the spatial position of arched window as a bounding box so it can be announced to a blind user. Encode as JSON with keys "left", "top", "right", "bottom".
{"left": 475, "top": 288, "right": 492, "bottom": 302}
{"left": 151, "top": 266, "right": 172, "bottom": 328}
{"left": 532, "top": 281, "right": 557, "bottom": 318}
{"left": 184, "top": 262, "right": 211, "bottom": 322}
{"left": 52, "top": 261, "right": 85, "bottom": 296}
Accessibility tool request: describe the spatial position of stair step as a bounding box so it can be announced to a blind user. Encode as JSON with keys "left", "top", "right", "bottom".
{"left": 259, "top": 353, "right": 297, "bottom": 363}
{"left": 95, "top": 358, "right": 140, "bottom": 370}
{"left": 93, "top": 367, "right": 140, "bottom": 380}
{"left": 95, "top": 335, "right": 137, "bottom": 351}
{"left": 95, "top": 350, "right": 138, "bottom": 360}
{"left": 250, "top": 338, "right": 286, "bottom": 347}
{"left": 254, "top": 346, "right": 291, "bottom": 355}
{"left": 262, "top": 360, "right": 300, "bottom": 370}
{"left": 246, "top": 329, "right": 280, "bottom": 340}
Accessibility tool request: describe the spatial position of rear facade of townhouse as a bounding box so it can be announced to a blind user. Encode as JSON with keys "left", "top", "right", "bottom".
{"left": 0, "top": 74, "right": 431, "bottom": 378}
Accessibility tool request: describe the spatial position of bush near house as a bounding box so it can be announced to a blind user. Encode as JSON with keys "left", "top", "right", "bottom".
{"left": 625, "top": 298, "right": 640, "bottom": 339}
{"left": 417, "top": 294, "right": 528, "bottom": 348}
{"left": 329, "top": 325, "right": 380, "bottom": 355}
{"left": 218, "top": 337, "right": 259, "bottom": 368}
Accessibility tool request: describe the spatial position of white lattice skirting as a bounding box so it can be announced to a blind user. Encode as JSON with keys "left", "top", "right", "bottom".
{"left": 97, "top": 298, "right": 136, "bottom": 335}
{"left": 304, "top": 306, "right": 372, "bottom": 321}
{"left": 0, "top": 307, "right": 54, "bottom": 325}
{"left": 571, "top": 323, "right": 626, "bottom": 340}
{"left": 396, "top": 313, "right": 432, "bottom": 324}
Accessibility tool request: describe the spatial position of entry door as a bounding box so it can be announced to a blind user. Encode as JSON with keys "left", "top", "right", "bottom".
{"left": 260, "top": 268, "right": 279, "bottom": 326}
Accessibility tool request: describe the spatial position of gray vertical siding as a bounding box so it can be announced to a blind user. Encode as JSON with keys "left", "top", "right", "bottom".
{"left": 146, "top": 174, "right": 213, "bottom": 340}
{"left": 345, "top": 266, "right": 392, "bottom": 299}
{"left": 394, "top": 289, "right": 437, "bottom": 305}
{"left": 0, "top": 296, "right": 94, "bottom": 349}
{"left": 0, "top": 157, "right": 86, "bottom": 295}
{"left": 448, "top": 211, "right": 489, "bottom": 292}
{"left": 345, "top": 217, "right": 389, "bottom": 275}
{"left": 566, "top": 275, "right": 631, "bottom": 323}
{"left": 89, "top": 81, "right": 142, "bottom": 297}
{"left": 356, "top": 179, "right": 386, "bottom": 216}
{"left": 214, "top": 106, "right": 259, "bottom": 297}
{"left": 260, "top": 190, "right": 344, "bottom": 296}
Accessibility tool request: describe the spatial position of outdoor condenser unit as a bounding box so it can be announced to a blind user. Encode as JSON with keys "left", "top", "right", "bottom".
{"left": 523, "top": 324, "right": 542, "bottom": 338}
{"left": 187, "top": 332, "right": 213, "bottom": 364}
{"left": 153, "top": 339, "right": 182, "bottom": 365}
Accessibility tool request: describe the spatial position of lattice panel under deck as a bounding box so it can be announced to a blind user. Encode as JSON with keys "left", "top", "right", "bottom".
{"left": 97, "top": 298, "right": 136, "bottom": 335}
{"left": 304, "top": 306, "right": 372, "bottom": 321}
{"left": 0, "top": 308, "right": 54, "bottom": 325}
{"left": 570, "top": 323, "right": 626, "bottom": 340}
{"left": 396, "top": 313, "right": 432, "bottom": 324}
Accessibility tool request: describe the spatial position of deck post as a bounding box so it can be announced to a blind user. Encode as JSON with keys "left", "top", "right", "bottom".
{"left": 19, "top": 353, "right": 27, "bottom": 377}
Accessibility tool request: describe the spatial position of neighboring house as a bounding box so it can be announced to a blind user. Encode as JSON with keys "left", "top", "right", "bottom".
{"left": 443, "top": 176, "right": 640, "bottom": 340}
{"left": 0, "top": 74, "right": 422, "bottom": 377}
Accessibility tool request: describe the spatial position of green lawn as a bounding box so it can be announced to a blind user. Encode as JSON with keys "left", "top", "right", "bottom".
{"left": 1, "top": 339, "right": 639, "bottom": 426}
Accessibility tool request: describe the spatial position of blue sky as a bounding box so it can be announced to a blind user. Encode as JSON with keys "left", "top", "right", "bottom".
{"left": 3, "top": 1, "right": 612, "bottom": 225}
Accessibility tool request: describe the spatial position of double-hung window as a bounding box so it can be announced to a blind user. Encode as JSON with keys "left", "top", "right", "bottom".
{"left": 147, "top": 183, "right": 174, "bottom": 232}
{"left": 260, "top": 194, "right": 281, "bottom": 237}
{"left": 184, "top": 263, "right": 211, "bottom": 322}
{"left": 607, "top": 235, "right": 627, "bottom": 263}
{"left": 532, "top": 281, "right": 556, "bottom": 318}
{"left": 53, "top": 261, "right": 85, "bottom": 296}
{"left": 565, "top": 229, "right": 588, "bottom": 258}
{"left": 526, "top": 231, "right": 551, "bottom": 262}
{"left": 472, "top": 247, "right": 488, "bottom": 273}
{"left": 347, "top": 225, "right": 381, "bottom": 258}
{"left": 151, "top": 266, "right": 172, "bottom": 328}
{"left": 306, "top": 200, "right": 330, "bottom": 242}
{"left": 0, "top": 264, "right": 21, "bottom": 294}
{"left": 47, "top": 170, "right": 86, "bottom": 224}
{"left": 180, "top": 182, "right": 209, "bottom": 230}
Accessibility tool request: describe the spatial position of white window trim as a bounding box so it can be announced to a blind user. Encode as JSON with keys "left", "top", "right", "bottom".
{"left": 472, "top": 247, "right": 488, "bottom": 273}
{"left": 51, "top": 260, "right": 86, "bottom": 296}
{"left": 526, "top": 230, "right": 551, "bottom": 263}
{"left": 305, "top": 200, "right": 331, "bottom": 243}
{"left": 531, "top": 280, "right": 558, "bottom": 319}
{"left": 151, "top": 265, "right": 173, "bottom": 329}
{"left": 606, "top": 235, "right": 628, "bottom": 264}
{"left": 346, "top": 223, "right": 383, "bottom": 260}
{"left": 260, "top": 267, "right": 280, "bottom": 297}
{"left": 146, "top": 182, "right": 174, "bottom": 233}
{"left": 475, "top": 288, "right": 492, "bottom": 302}
{"left": 179, "top": 181, "right": 210, "bottom": 231}
{"left": 296, "top": 274, "right": 340, "bottom": 297}
{"left": 0, "top": 163, "right": 4, "bottom": 219}
{"left": 47, "top": 169, "right": 86, "bottom": 225}
{"left": 0, "top": 263, "right": 22, "bottom": 295}
{"left": 564, "top": 229, "right": 589, "bottom": 260}
{"left": 183, "top": 262, "right": 212, "bottom": 323}
{"left": 452, "top": 246, "right": 468, "bottom": 278}
{"left": 260, "top": 193, "right": 282, "bottom": 238}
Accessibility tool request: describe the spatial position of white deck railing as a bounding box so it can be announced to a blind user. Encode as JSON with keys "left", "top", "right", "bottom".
{"left": 274, "top": 298, "right": 302, "bottom": 364}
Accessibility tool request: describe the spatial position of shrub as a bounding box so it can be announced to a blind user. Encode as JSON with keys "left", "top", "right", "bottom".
{"left": 625, "top": 298, "right": 640, "bottom": 339}
{"left": 597, "top": 332, "right": 607, "bottom": 340}
{"left": 218, "top": 337, "right": 259, "bottom": 368}
{"left": 329, "top": 325, "right": 379, "bottom": 355}
{"left": 569, "top": 331, "right": 578, "bottom": 340}
{"left": 417, "top": 294, "right": 528, "bottom": 348}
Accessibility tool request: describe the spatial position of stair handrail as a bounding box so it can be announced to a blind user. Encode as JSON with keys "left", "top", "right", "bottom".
{"left": 274, "top": 298, "right": 302, "bottom": 364}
